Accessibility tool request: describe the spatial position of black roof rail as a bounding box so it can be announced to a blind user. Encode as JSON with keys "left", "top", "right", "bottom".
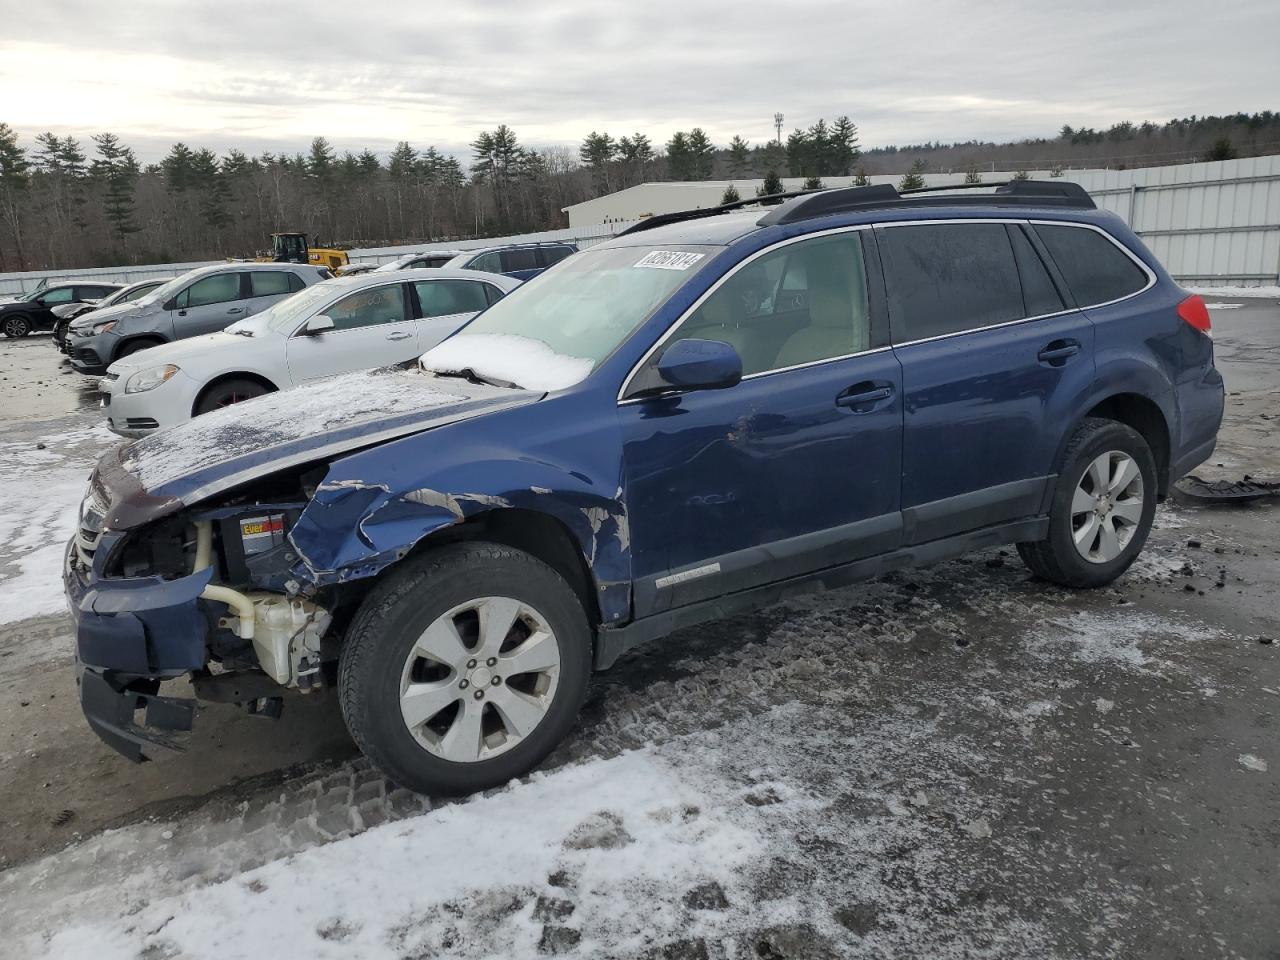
{"left": 615, "top": 188, "right": 820, "bottom": 237}
{"left": 758, "top": 179, "right": 1095, "bottom": 226}
{"left": 614, "top": 179, "right": 1095, "bottom": 237}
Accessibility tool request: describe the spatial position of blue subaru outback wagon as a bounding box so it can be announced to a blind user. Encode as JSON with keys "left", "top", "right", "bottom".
{"left": 66, "top": 181, "right": 1223, "bottom": 793}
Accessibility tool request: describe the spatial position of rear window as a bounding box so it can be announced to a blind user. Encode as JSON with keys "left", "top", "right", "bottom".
{"left": 880, "top": 222, "right": 1024, "bottom": 342}
{"left": 1035, "top": 224, "right": 1149, "bottom": 307}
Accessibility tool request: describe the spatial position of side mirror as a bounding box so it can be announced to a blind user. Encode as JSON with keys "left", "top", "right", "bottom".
{"left": 654, "top": 338, "right": 742, "bottom": 392}
{"left": 304, "top": 314, "right": 335, "bottom": 335}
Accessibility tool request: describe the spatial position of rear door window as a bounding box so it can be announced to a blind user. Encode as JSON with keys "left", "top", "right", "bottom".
{"left": 880, "top": 222, "right": 1024, "bottom": 342}
{"left": 502, "top": 248, "right": 540, "bottom": 273}
{"left": 413, "top": 279, "right": 491, "bottom": 318}
{"left": 1035, "top": 223, "right": 1150, "bottom": 307}
{"left": 250, "top": 271, "right": 294, "bottom": 297}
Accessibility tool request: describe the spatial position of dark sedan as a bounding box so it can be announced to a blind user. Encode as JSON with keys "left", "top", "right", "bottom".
{"left": 1, "top": 281, "right": 122, "bottom": 338}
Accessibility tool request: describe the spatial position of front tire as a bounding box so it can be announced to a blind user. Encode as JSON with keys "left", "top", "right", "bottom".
{"left": 3, "top": 315, "right": 31, "bottom": 338}
{"left": 194, "top": 378, "right": 269, "bottom": 415}
{"left": 339, "top": 542, "right": 592, "bottom": 795}
{"left": 1017, "top": 417, "right": 1157, "bottom": 588}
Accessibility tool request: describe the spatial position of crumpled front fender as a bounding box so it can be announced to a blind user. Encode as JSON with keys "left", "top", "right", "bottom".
{"left": 288, "top": 467, "right": 632, "bottom": 624}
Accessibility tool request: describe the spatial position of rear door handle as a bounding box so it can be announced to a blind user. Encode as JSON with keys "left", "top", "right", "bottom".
{"left": 836, "top": 382, "right": 895, "bottom": 409}
{"left": 1037, "top": 339, "right": 1081, "bottom": 364}
{"left": 226, "top": 307, "right": 245, "bottom": 315}
{"left": 385, "top": 331, "right": 413, "bottom": 341}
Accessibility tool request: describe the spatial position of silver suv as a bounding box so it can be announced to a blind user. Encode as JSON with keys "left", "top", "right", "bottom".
{"left": 67, "top": 262, "right": 330, "bottom": 375}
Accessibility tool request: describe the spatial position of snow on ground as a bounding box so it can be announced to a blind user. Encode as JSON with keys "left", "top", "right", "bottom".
{"left": 0, "top": 423, "right": 115, "bottom": 625}
{"left": 1185, "top": 284, "right": 1280, "bottom": 299}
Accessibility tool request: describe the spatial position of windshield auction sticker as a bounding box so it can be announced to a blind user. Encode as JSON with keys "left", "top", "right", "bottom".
{"left": 634, "top": 250, "right": 706, "bottom": 271}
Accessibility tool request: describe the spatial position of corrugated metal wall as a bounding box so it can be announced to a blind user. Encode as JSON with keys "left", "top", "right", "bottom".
{"left": 3, "top": 155, "right": 1278, "bottom": 295}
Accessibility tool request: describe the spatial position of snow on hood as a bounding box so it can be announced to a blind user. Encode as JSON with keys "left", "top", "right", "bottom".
{"left": 420, "top": 333, "right": 594, "bottom": 392}
{"left": 114, "top": 366, "right": 536, "bottom": 505}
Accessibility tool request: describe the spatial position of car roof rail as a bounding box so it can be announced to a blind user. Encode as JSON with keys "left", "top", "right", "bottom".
{"left": 616, "top": 180, "right": 1095, "bottom": 237}
{"left": 615, "top": 189, "right": 814, "bottom": 237}
{"left": 758, "top": 179, "right": 1095, "bottom": 226}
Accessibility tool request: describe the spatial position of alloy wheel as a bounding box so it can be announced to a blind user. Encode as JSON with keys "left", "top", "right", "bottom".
{"left": 1070, "top": 450, "right": 1144, "bottom": 563}
{"left": 398, "top": 596, "right": 562, "bottom": 763}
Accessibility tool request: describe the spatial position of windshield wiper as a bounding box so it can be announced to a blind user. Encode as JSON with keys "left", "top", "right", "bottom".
{"left": 432, "top": 367, "right": 520, "bottom": 390}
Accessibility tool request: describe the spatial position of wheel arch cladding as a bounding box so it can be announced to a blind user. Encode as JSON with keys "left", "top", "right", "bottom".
{"left": 287, "top": 460, "right": 630, "bottom": 627}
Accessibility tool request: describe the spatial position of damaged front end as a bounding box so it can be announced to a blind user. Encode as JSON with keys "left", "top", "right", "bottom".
{"left": 66, "top": 463, "right": 335, "bottom": 762}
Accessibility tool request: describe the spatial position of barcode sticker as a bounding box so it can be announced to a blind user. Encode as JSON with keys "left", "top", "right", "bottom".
{"left": 634, "top": 250, "right": 706, "bottom": 271}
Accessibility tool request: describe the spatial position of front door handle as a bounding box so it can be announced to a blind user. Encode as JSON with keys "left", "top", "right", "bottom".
{"left": 226, "top": 307, "right": 245, "bottom": 315}
{"left": 1037, "top": 339, "right": 1081, "bottom": 365}
{"left": 836, "top": 382, "right": 895, "bottom": 409}
{"left": 385, "top": 331, "right": 413, "bottom": 341}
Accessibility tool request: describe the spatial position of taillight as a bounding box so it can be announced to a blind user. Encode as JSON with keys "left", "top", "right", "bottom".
{"left": 1177, "top": 294, "right": 1212, "bottom": 336}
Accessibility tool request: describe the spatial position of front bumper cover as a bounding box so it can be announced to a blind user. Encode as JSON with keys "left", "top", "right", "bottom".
{"left": 66, "top": 539, "right": 213, "bottom": 761}
{"left": 79, "top": 666, "right": 195, "bottom": 762}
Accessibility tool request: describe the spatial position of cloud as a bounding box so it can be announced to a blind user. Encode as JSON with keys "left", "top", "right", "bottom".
{"left": 1, "top": 0, "right": 1276, "bottom": 162}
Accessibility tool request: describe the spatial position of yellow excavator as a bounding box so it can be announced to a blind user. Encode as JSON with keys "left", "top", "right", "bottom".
{"left": 262, "top": 232, "right": 349, "bottom": 272}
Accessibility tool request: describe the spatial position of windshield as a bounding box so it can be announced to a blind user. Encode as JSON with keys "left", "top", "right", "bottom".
{"left": 420, "top": 244, "right": 715, "bottom": 391}
{"left": 225, "top": 281, "right": 335, "bottom": 335}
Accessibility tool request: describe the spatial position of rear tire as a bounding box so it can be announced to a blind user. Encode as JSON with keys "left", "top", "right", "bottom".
{"left": 1017, "top": 417, "right": 1157, "bottom": 588}
{"left": 3, "top": 315, "right": 31, "bottom": 338}
{"left": 194, "top": 377, "right": 270, "bottom": 415}
{"left": 339, "top": 542, "right": 591, "bottom": 795}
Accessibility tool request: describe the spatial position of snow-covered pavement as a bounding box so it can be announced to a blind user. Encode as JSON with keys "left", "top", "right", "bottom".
{"left": 0, "top": 422, "right": 113, "bottom": 627}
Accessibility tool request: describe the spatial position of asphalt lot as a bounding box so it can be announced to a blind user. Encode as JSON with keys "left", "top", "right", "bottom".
{"left": 0, "top": 304, "right": 1277, "bottom": 958}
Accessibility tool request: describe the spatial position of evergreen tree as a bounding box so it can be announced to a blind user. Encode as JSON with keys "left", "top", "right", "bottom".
{"left": 720, "top": 184, "right": 741, "bottom": 204}
{"left": 687, "top": 128, "right": 715, "bottom": 179}
{"left": 1012, "top": 168, "right": 1031, "bottom": 180}
{"left": 831, "top": 116, "right": 860, "bottom": 175}
{"left": 1205, "top": 137, "right": 1237, "bottom": 161}
{"left": 579, "top": 131, "right": 616, "bottom": 191}
{"left": 898, "top": 159, "right": 926, "bottom": 191}
{"left": 666, "top": 131, "right": 692, "bottom": 180}
{"left": 803, "top": 175, "right": 824, "bottom": 190}
{"left": 756, "top": 168, "right": 784, "bottom": 197}
{"left": 728, "top": 135, "right": 751, "bottom": 177}
{"left": 852, "top": 168, "right": 871, "bottom": 186}
{"left": 785, "top": 128, "right": 809, "bottom": 177}
{"left": 0, "top": 123, "right": 31, "bottom": 268}
{"left": 90, "top": 132, "right": 141, "bottom": 248}
{"left": 161, "top": 142, "right": 196, "bottom": 193}
{"left": 964, "top": 164, "right": 983, "bottom": 184}
{"left": 191, "top": 148, "right": 232, "bottom": 239}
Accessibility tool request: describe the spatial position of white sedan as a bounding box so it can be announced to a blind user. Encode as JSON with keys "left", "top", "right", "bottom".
{"left": 100, "top": 269, "right": 520, "bottom": 438}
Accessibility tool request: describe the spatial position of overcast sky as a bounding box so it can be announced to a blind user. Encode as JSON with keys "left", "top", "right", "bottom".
{"left": 1, "top": 0, "right": 1277, "bottom": 164}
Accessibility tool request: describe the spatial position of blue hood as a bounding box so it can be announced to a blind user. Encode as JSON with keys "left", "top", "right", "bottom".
{"left": 94, "top": 366, "right": 538, "bottom": 530}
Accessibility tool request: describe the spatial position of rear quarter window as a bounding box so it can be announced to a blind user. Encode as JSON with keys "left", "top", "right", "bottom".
{"left": 1035, "top": 223, "right": 1150, "bottom": 307}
